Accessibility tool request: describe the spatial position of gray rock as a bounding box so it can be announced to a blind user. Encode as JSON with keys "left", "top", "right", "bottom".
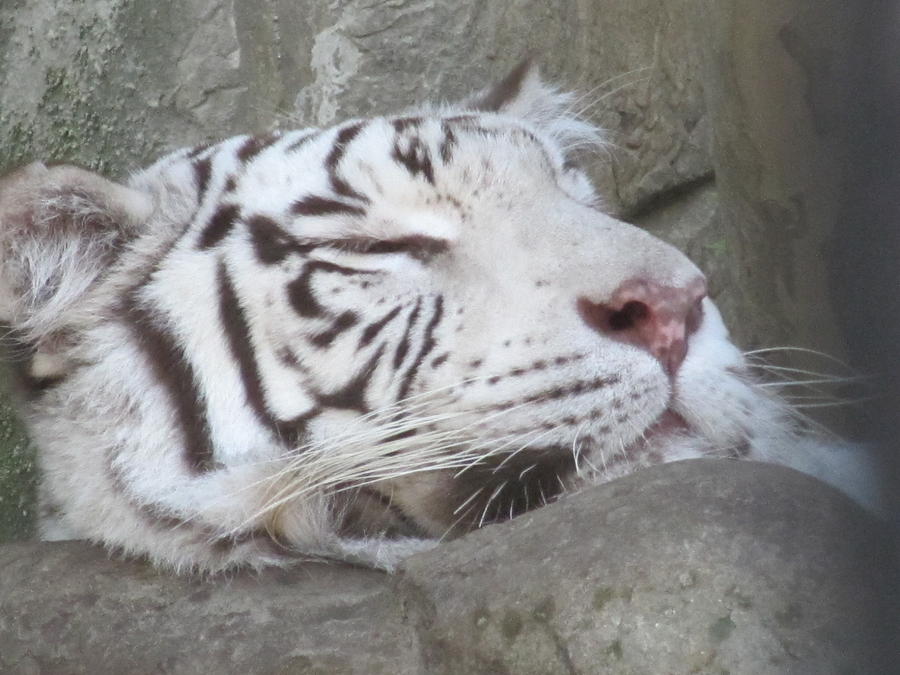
{"left": 401, "top": 459, "right": 892, "bottom": 675}
{"left": 1, "top": 460, "right": 892, "bottom": 674}
{"left": 694, "top": 0, "right": 853, "bottom": 357}
{"left": 0, "top": 540, "right": 420, "bottom": 675}
{"left": 0, "top": 362, "right": 35, "bottom": 541}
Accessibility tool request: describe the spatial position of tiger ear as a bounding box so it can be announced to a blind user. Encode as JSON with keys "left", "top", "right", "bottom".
{"left": 465, "top": 59, "right": 602, "bottom": 154}
{"left": 468, "top": 58, "right": 539, "bottom": 113}
{"left": 0, "top": 162, "right": 153, "bottom": 339}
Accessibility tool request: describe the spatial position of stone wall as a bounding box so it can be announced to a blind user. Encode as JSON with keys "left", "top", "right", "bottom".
{"left": 0, "top": 0, "right": 861, "bottom": 541}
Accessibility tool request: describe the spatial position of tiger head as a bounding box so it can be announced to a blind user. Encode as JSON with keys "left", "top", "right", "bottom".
{"left": 0, "top": 62, "right": 858, "bottom": 570}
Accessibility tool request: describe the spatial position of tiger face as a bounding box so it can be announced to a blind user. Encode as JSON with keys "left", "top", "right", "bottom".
{"left": 0, "top": 63, "right": 863, "bottom": 571}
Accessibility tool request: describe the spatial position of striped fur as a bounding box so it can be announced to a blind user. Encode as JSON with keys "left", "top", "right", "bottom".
{"left": 0, "top": 64, "right": 877, "bottom": 572}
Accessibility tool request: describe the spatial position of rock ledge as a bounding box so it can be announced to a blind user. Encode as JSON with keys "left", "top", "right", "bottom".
{"left": 1, "top": 460, "right": 893, "bottom": 674}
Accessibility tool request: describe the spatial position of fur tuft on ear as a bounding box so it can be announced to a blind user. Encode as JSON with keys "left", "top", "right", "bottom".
{"left": 464, "top": 59, "right": 604, "bottom": 155}
{"left": 0, "top": 162, "right": 153, "bottom": 342}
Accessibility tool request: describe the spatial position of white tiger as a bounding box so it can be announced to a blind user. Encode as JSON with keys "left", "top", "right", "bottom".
{"left": 0, "top": 63, "right": 877, "bottom": 572}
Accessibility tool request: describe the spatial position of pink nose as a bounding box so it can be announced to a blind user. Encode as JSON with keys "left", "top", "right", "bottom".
{"left": 577, "top": 277, "right": 707, "bottom": 376}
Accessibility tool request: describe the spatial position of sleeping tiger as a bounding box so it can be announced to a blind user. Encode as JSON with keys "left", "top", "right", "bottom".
{"left": 0, "top": 62, "right": 877, "bottom": 572}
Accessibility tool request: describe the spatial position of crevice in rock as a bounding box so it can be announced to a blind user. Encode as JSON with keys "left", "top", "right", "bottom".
{"left": 625, "top": 171, "right": 715, "bottom": 222}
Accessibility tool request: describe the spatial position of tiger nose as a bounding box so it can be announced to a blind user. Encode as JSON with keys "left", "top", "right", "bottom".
{"left": 576, "top": 277, "right": 707, "bottom": 377}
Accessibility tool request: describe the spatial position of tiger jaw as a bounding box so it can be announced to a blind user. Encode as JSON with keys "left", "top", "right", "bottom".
{"left": 345, "top": 404, "right": 698, "bottom": 538}
{"left": 338, "top": 300, "right": 739, "bottom": 535}
{"left": 317, "top": 356, "right": 690, "bottom": 536}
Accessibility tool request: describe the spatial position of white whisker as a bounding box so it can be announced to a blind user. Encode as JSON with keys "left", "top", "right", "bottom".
{"left": 452, "top": 486, "right": 486, "bottom": 516}
{"left": 518, "top": 463, "right": 538, "bottom": 480}
{"left": 477, "top": 481, "right": 508, "bottom": 528}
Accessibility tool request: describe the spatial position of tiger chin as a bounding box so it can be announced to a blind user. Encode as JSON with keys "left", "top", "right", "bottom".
{"left": 0, "top": 61, "right": 878, "bottom": 573}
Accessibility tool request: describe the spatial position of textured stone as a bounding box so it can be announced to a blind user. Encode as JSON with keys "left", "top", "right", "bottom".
{"left": 1, "top": 461, "right": 892, "bottom": 674}
{"left": 693, "top": 0, "right": 853, "bottom": 357}
{"left": 0, "top": 541, "right": 420, "bottom": 675}
{"left": 400, "top": 460, "right": 892, "bottom": 675}
{"left": 0, "top": 0, "right": 713, "bottom": 208}
{"left": 0, "top": 364, "right": 35, "bottom": 541}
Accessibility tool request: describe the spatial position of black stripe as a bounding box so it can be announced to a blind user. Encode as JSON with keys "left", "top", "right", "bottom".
{"left": 285, "top": 131, "right": 319, "bottom": 153}
{"left": 486, "top": 375, "right": 622, "bottom": 412}
{"left": 442, "top": 117, "right": 504, "bottom": 140}
{"left": 392, "top": 136, "right": 435, "bottom": 184}
{"left": 440, "top": 121, "right": 457, "bottom": 164}
{"left": 430, "top": 352, "right": 450, "bottom": 368}
{"left": 398, "top": 295, "right": 444, "bottom": 400}
{"left": 310, "top": 311, "right": 359, "bottom": 348}
{"left": 316, "top": 343, "right": 385, "bottom": 413}
{"left": 392, "top": 117, "right": 422, "bottom": 132}
{"left": 358, "top": 305, "right": 402, "bottom": 349}
{"left": 393, "top": 298, "right": 422, "bottom": 369}
{"left": 288, "top": 260, "right": 377, "bottom": 319}
{"left": 237, "top": 132, "right": 279, "bottom": 163}
{"left": 217, "top": 262, "right": 307, "bottom": 446}
{"left": 326, "top": 122, "right": 369, "bottom": 202}
{"left": 106, "top": 452, "right": 289, "bottom": 558}
{"left": 247, "top": 214, "right": 314, "bottom": 264}
{"left": 444, "top": 114, "right": 478, "bottom": 123}
{"left": 198, "top": 204, "right": 240, "bottom": 250}
{"left": 291, "top": 195, "right": 366, "bottom": 218}
{"left": 286, "top": 269, "right": 321, "bottom": 318}
{"left": 193, "top": 157, "right": 213, "bottom": 203}
{"left": 187, "top": 143, "right": 212, "bottom": 159}
{"left": 124, "top": 289, "right": 216, "bottom": 473}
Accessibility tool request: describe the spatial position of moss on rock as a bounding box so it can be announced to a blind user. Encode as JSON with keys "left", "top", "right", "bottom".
{"left": 0, "top": 372, "right": 35, "bottom": 541}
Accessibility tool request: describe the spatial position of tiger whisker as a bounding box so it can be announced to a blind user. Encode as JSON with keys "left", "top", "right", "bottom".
{"left": 571, "top": 423, "right": 587, "bottom": 473}
{"left": 477, "top": 480, "right": 508, "bottom": 528}
{"left": 246, "top": 416, "right": 554, "bottom": 535}
{"left": 756, "top": 377, "right": 867, "bottom": 388}
{"left": 570, "top": 74, "right": 652, "bottom": 120}
{"left": 747, "top": 363, "right": 865, "bottom": 381}
{"left": 743, "top": 345, "right": 855, "bottom": 363}
{"left": 568, "top": 67, "right": 652, "bottom": 101}
{"left": 452, "top": 485, "right": 486, "bottom": 516}
{"left": 490, "top": 426, "right": 557, "bottom": 473}
{"left": 789, "top": 398, "right": 877, "bottom": 409}
{"left": 437, "top": 501, "right": 478, "bottom": 543}
{"left": 565, "top": 66, "right": 653, "bottom": 115}
{"left": 236, "top": 426, "right": 531, "bottom": 531}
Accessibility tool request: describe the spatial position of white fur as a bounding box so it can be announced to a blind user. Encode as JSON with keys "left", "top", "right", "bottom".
{"left": 0, "top": 66, "right": 877, "bottom": 573}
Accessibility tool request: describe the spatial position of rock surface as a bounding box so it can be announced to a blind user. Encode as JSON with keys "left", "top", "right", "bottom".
{"left": 1, "top": 460, "right": 893, "bottom": 674}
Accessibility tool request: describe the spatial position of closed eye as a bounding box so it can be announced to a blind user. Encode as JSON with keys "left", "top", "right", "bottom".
{"left": 322, "top": 235, "right": 449, "bottom": 260}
